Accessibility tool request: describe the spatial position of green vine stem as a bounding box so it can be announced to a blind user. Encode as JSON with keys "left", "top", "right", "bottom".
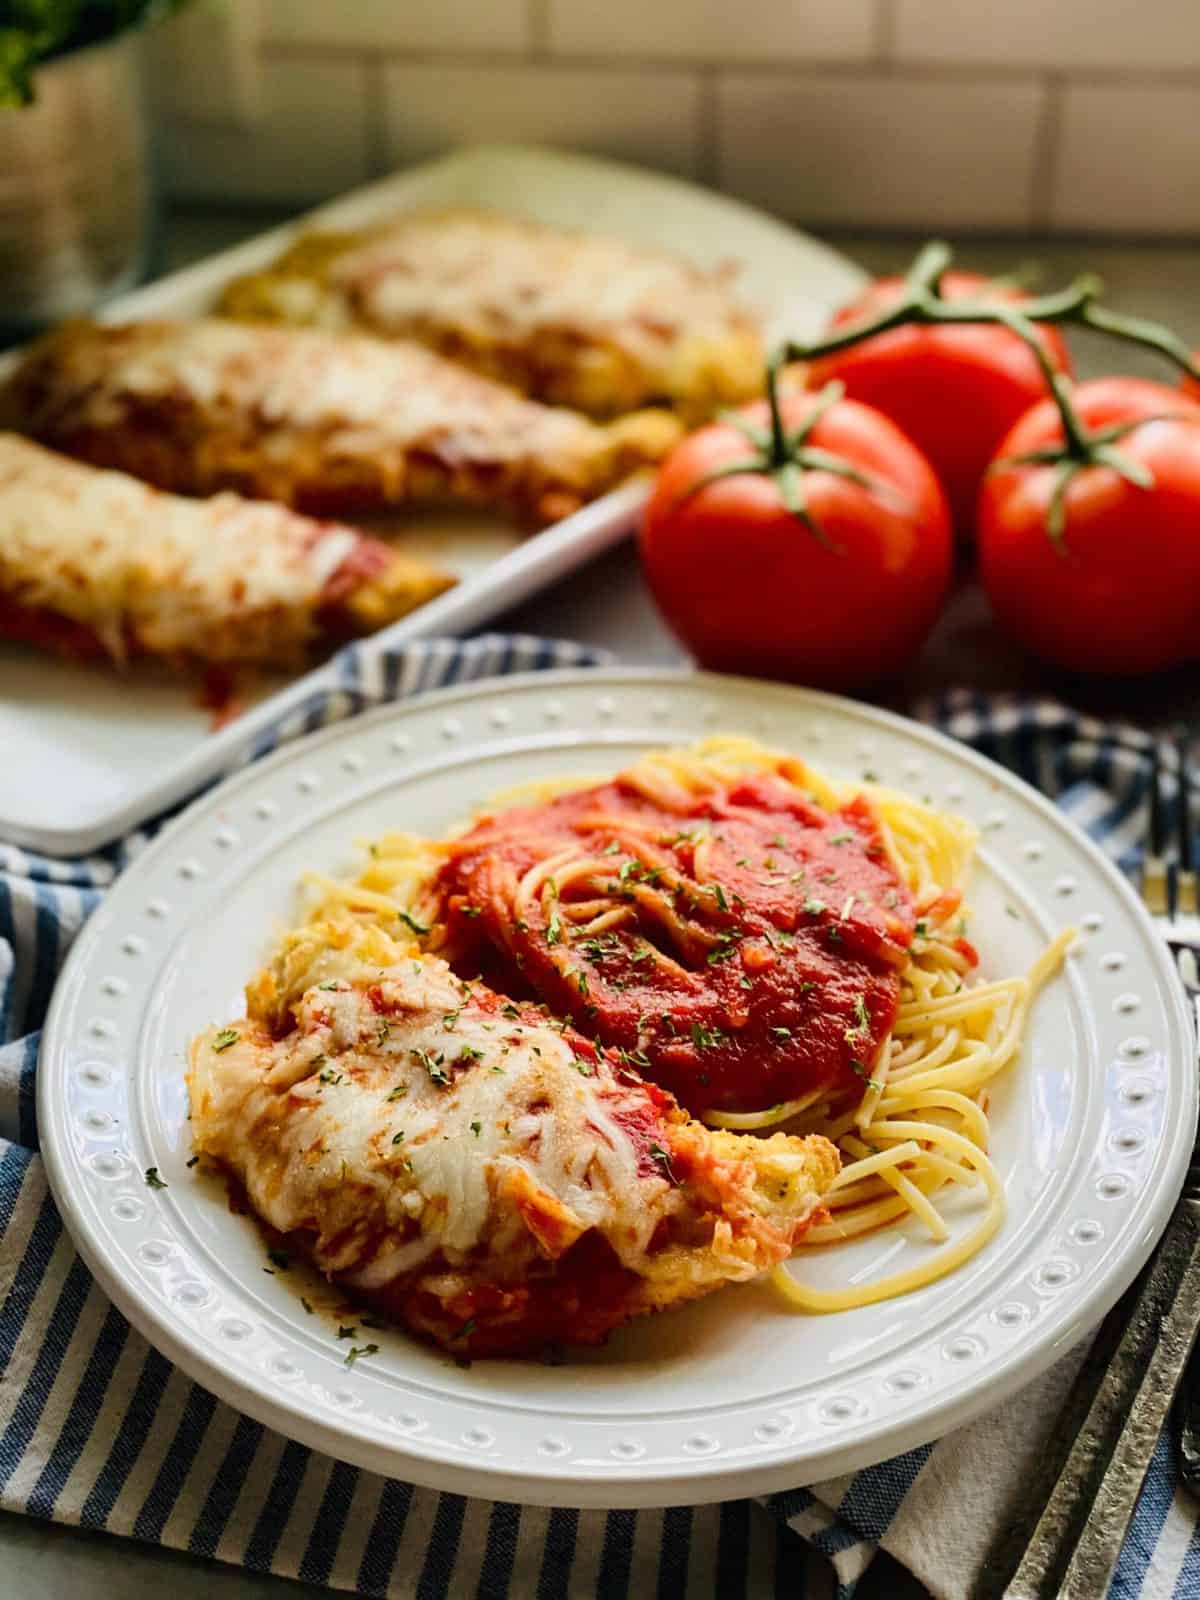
{"left": 779, "top": 240, "right": 1200, "bottom": 549}
{"left": 783, "top": 242, "right": 1200, "bottom": 387}
{"left": 675, "top": 371, "right": 909, "bottom": 550}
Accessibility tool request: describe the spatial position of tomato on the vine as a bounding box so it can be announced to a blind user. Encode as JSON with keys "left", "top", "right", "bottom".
{"left": 808, "top": 271, "right": 1073, "bottom": 536}
{"left": 638, "top": 384, "right": 953, "bottom": 691}
{"left": 978, "top": 377, "right": 1200, "bottom": 675}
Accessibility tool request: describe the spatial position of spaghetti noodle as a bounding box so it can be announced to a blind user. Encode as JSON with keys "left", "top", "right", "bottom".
{"left": 295, "top": 736, "right": 1071, "bottom": 1313}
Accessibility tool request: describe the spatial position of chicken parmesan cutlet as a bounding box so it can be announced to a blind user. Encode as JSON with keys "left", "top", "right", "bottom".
{"left": 429, "top": 762, "right": 918, "bottom": 1117}
{"left": 0, "top": 434, "right": 452, "bottom": 671}
{"left": 215, "top": 208, "right": 765, "bottom": 421}
{"left": 4, "top": 317, "right": 681, "bottom": 527}
{"left": 188, "top": 925, "right": 838, "bottom": 1357}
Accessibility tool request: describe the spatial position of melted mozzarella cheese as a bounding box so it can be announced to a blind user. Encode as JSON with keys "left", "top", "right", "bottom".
{"left": 0, "top": 433, "right": 358, "bottom": 661}
{"left": 335, "top": 211, "right": 756, "bottom": 359}
{"left": 20, "top": 318, "right": 620, "bottom": 468}
{"left": 189, "top": 951, "right": 677, "bottom": 1283}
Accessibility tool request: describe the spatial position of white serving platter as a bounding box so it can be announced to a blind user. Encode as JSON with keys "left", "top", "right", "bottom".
{"left": 38, "top": 669, "right": 1195, "bottom": 1508}
{"left": 0, "top": 143, "right": 866, "bottom": 857}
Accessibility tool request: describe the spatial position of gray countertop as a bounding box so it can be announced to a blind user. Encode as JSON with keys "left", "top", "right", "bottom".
{"left": 3, "top": 208, "right": 1197, "bottom": 1600}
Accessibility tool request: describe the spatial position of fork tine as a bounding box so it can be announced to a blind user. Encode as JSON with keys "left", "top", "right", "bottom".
{"left": 1143, "top": 739, "right": 1169, "bottom": 916}
{"left": 1178, "top": 730, "right": 1197, "bottom": 917}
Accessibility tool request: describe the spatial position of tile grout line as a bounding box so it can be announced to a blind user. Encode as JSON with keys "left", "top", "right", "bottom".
{"left": 363, "top": 52, "right": 391, "bottom": 179}
{"left": 695, "top": 67, "right": 719, "bottom": 188}
{"left": 528, "top": 0, "right": 551, "bottom": 59}
{"left": 872, "top": 0, "right": 896, "bottom": 69}
{"left": 252, "top": 37, "right": 1200, "bottom": 87}
{"left": 1030, "top": 73, "right": 1065, "bottom": 233}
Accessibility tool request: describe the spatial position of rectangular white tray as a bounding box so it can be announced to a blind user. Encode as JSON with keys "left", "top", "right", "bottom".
{"left": 0, "top": 143, "right": 865, "bottom": 856}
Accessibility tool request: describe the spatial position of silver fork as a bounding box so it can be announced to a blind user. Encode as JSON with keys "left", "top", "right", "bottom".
{"left": 973, "top": 733, "right": 1200, "bottom": 1599}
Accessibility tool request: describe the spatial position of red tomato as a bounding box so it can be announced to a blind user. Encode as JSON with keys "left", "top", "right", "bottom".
{"left": 638, "top": 391, "right": 953, "bottom": 690}
{"left": 809, "top": 271, "right": 1073, "bottom": 536}
{"left": 978, "top": 377, "right": 1200, "bottom": 675}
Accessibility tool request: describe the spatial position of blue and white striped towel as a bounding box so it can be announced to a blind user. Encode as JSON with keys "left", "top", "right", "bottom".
{"left": 1, "top": 634, "right": 1197, "bottom": 1600}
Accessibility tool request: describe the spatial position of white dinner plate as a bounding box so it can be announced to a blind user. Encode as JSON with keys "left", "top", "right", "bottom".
{"left": 38, "top": 669, "right": 1195, "bottom": 1508}
{"left": 0, "top": 143, "right": 866, "bottom": 857}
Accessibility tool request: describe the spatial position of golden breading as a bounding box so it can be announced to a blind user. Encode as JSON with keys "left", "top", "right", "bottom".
{"left": 216, "top": 209, "right": 765, "bottom": 420}
{"left": 0, "top": 434, "right": 453, "bottom": 670}
{"left": 4, "top": 317, "right": 682, "bottom": 527}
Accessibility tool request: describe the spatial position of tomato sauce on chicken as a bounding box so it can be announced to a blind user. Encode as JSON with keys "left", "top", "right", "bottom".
{"left": 436, "top": 771, "right": 915, "bottom": 1114}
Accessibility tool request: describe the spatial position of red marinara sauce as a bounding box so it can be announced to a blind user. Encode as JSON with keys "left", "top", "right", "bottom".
{"left": 436, "top": 771, "right": 916, "bottom": 1115}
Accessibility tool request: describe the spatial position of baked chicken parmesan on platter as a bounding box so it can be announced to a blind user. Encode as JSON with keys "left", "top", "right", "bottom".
{"left": 188, "top": 737, "right": 1069, "bottom": 1357}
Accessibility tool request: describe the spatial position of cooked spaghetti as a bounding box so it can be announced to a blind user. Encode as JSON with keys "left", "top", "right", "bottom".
{"left": 290, "top": 737, "right": 1071, "bottom": 1315}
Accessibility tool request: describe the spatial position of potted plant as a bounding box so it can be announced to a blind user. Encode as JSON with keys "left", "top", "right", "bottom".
{"left": 0, "top": 1, "right": 188, "bottom": 337}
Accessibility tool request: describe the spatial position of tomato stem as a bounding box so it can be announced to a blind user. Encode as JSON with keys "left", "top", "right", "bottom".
{"left": 784, "top": 243, "right": 1200, "bottom": 384}
{"left": 765, "top": 349, "right": 789, "bottom": 466}
{"left": 672, "top": 378, "right": 903, "bottom": 548}
{"left": 781, "top": 240, "right": 1200, "bottom": 549}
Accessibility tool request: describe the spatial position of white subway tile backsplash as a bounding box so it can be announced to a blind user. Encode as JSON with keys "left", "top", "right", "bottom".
{"left": 159, "top": 58, "right": 370, "bottom": 204}
{"left": 894, "top": 0, "right": 1200, "bottom": 72}
{"left": 716, "top": 74, "right": 1045, "bottom": 229}
{"left": 259, "top": 0, "right": 528, "bottom": 54}
{"left": 380, "top": 64, "right": 701, "bottom": 178}
{"left": 1052, "top": 85, "right": 1200, "bottom": 234}
{"left": 547, "top": 0, "right": 874, "bottom": 63}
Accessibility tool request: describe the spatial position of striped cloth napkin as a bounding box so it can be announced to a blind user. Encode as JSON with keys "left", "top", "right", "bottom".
{"left": 1, "top": 633, "right": 1196, "bottom": 1600}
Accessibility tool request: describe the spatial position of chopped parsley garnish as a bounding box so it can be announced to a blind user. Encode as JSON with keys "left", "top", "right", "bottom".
{"left": 546, "top": 911, "right": 562, "bottom": 946}
{"left": 337, "top": 1325, "right": 357, "bottom": 1340}
{"left": 457, "top": 1044, "right": 484, "bottom": 1064}
{"left": 617, "top": 1046, "right": 651, "bottom": 1070}
{"left": 602, "top": 841, "right": 621, "bottom": 855}
{"left": 344, "top": 1343, "right": 379, "bottom": 1368}
{"left": 412, "top": 1048, "right": 450, "bottom": 1086}
{"left": 649, "top": 1143, "right": 680, "bottom": 1183}
{"left": 803, "top": 898, "right": 826, "bottom": 916}
{"left": 567, "top": 967, "right": 590, "bottom": 997}
{"left": 470, "top": 1121, "right": 482, "bottom": 1138}
{"left": 703, "top": 882, "right": 729, "bottom": 912}
{"left": 317, "top": 980, "right": 340, "bottom": 991}
{"left": 798, "top": 981, "right": 817, "bottom": 995}
{"left": 376, "top": 1019, "right": 391, "bottom": 1045}
{"left": 300, "top": 1297, "right": 314, "bottom": 1315}
{"left": 500, "top": 1003, "right": 520, "bottom": 1019}
{"left": 826, "top": 925, "right": 843, "bottom": 945}
{"left": 455, "top": 1319, "right": 477, "bottom": 1342}
{"left": 387, "top": 1084, "right": 407, "bottom": 1101}
{"left": 854, "top": 994, "right": 870, "bottom": 1030}
{"left": 770, "top": 1026, "right": 792, "bottom": 1041}
{"left": 771, "top": 834, "right": 788, "bottom": 849}
{"left": 690, "top": 1021, "right": 727, "bottom": 1052}
{"left": 185, "top": 1155, "right": 199, "bottom": 1169}
{"left": 914, "top": 919, "right": 928, "bottom": 937}
{"left": 1006, "top": 904, "right": 1021, "bottom": 919}
{"left": 397, "top": 909, "right": 430, "bottom": 936}
{"left": 212, "top": 1028, "right": 239, "bottom": 1053}
{"left": 460, "top": 905, "right": 482, "bottom": 919}
{"left": 862, "top": 769, "right": 880, "bottom": 783}
{"left": 144, "top": 1167, "right": 167, "bottom": 1190}
{"left": 572, "top": 1057, "right": 594, "bottom": 1076}
{"left": 268, "top": 1249, "right": 290, "bottom": 1271}
{"left": 392, "top": 1131, "right": 405, "bottom": 1145}
{"left": 830, "top": 831, "right": 853, "bottom": 846}
{"left": 442, "top": 1009, "right": 461, "bottom": 1029}
{"left": 849, "top": 1057, "right": 883, "bottom": 1091}
{"left": 318, "top": 1067, "right": 344, "bottom": 1086}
